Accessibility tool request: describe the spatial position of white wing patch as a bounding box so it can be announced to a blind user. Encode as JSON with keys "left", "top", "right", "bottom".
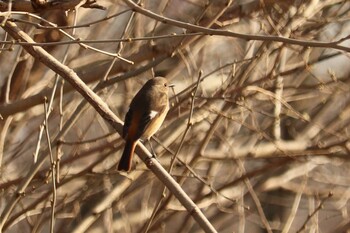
{"left": 149, "top": 110, "right": 159, "bottom": 119}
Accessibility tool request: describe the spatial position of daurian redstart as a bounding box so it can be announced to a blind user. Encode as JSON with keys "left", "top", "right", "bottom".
{"left": 117, "top": 77, "right": 172, "bottom": 171}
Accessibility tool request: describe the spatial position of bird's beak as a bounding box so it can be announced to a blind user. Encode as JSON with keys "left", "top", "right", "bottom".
{"left": 168, "top": 83, "right": 175, "bottom": 88}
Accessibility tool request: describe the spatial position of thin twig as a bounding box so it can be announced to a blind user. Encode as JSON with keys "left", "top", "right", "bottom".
{"left": 274, "top": 48, "right": 286, "bottom": 140}
{"left": 169, "top": 70, "right": 202, "bottom": 173}
{"left": 56, "top": 79, "right": 64, "bottom": 184}
{"left": 43, "top": 98, "right": 56, "bottom": 233}
{"left": 33, "top": 73, "right": 60, "bottom": 163}
{"left": 0, "top": 32, "right": 203, "bottom": 46}
{"left": 296, "top": 192, "right": 333, "bottom": 233}
{"left": 282, "top": 177, "right": 307, "bottom": 233}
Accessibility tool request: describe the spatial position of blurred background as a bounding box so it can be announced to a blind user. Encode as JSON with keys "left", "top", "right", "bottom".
{"left": 1, "top": 0, "right": 350, "bottom": 232}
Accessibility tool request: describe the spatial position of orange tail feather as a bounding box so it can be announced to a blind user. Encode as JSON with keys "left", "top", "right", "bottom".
{"left": 118, "top": 140, "right": 136, "bottom": 171}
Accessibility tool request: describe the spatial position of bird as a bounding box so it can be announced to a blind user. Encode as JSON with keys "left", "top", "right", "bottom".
{"left": 117, "top": 77, "right": 173, "bottom": 171}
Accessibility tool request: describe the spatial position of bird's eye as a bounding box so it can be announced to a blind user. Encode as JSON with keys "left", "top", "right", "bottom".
{"left": 164, "top": 83, "right": 167, "bottom": 87}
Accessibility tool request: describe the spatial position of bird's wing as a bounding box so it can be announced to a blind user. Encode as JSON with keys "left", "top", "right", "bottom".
{"left": 122, "top": 108, "right": 133, "bottom": 139}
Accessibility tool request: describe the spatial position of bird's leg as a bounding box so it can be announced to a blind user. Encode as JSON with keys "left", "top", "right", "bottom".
{"left": 141, "top": 138, "right": 160, "bottom": 164}
{"left": 148, "top": 139, "right": 157, "bottom": 158}
{"left": 139, "top": 138, "right": 151, "bottom": 153}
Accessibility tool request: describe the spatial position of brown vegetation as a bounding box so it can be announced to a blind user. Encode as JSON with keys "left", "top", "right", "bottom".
{"left": 1, "top": 0, "right": 350, "bottom": 232}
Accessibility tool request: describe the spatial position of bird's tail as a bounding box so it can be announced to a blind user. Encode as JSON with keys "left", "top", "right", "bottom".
{"left": 117, "top": 139, "right": 136, "bottom": 171}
